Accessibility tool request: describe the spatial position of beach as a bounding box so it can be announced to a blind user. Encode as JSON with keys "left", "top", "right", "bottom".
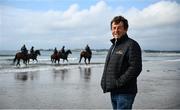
{"left": 135, "top": 60, "right": 180, "bottom": 109}
{"left": 0, "top": 51, "right": 180, "bottom": 109}
{"left": 0, "top": 64, "right": 112, "bottom": 109}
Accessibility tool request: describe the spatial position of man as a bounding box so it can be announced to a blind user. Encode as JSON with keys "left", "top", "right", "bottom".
{"left": 101, "top": 15, "right": 142, "bottom": 109}
{"left": 54, "top": 47, "right": 58, "bottom": 55}
{"left": 21, "top": 44, "right": 28, "bottom": 55}
{"left": 30, "top": 46, "right": 34, "bottom": 54}
{"left": 61, "top": 46, "right": 65, "bottom": 54}
{"left": 85, "top": 44, "right": 92, "bottom": 54}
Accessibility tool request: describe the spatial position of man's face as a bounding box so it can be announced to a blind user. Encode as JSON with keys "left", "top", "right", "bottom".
{"left": 111, "top": 21, "right": 127, "bottom": 39}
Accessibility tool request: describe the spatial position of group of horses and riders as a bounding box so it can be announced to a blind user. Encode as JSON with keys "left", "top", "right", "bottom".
{"left": 13, "top": 44, "right": 92, "bottom": 66}
{"left": 51, "top": 44, "right": 92, "bottom": 64}
{"left": 51, "top": 46, "right": 72, "bottom": 64}
{"left": 13, "top": 44, "right": 41, "bottom": 66}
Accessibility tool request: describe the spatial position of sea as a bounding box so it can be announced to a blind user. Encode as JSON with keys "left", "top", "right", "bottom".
{"left": 0, "top": 49, "right": 180, "bottom": 74}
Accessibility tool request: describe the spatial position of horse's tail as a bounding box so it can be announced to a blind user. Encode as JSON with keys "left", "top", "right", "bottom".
{"left": 13, "top": 54, "right": 17, "bottom": 64}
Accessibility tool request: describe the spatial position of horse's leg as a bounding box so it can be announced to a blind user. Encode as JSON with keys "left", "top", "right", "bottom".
{"left": 51, "top": 57, "right": 53, "bottom": 63}
{"left": 88, "top": 57, "right": 91, "bottom": 64}
{"left": 23, "top": 59, "right": 27, "bottom": 66}
{"left": 13, "top": 55, "right": 17, "bottom": 64}
{"left": 52, "top": 59, "right": 54, "bottom": 63}
{"left": 35, "top": 58, "right": 38, "bottom": 62}
{"left": 25, "top": 61, "right": 27, "bottom": 66}
{"left": 16, "top": 60, "right": 18, "bottom": 66}
{"left": 79, "top": 56, "right": 82, "bottom": 63}
{"left": 84, "top": 58, "right": 87, "bottom": 65}
{"left": 51, "top": 58, "right": 54, "bottom": 63}
{"left": 17, "top": 59, "right": 20, "bottom": 66}
{"left": 23, "top": 60, "right": 25, "bottom": 64}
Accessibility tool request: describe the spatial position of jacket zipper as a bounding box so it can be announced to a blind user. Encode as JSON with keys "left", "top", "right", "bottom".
{"left": 104, "top": 39, "right": 117, "bottom": 92}
{"left": 110, "top": 39, "right": 117, "bottom": 57}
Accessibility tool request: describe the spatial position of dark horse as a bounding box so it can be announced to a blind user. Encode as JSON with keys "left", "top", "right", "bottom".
{"left": 51, "top": 49, "right": 72, "bottom": 64}
{"left": 79, "top": 50, "right": 92, "bottom": 64}
{"left": 13, "top": 52, "right": 29, "bottom": 66}
{"left": 27, "top": 50, "right": 41, "bottom": 63}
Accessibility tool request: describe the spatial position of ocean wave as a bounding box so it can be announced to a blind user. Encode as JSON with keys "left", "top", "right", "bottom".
{"left": 0, "top": 63, "right": 104, "bottom": 73}
{"left": 163, "top": 59, "right": 180, "bottom": 62}
{"left": 142, "top": 58, "right": 180, "bottom": 63}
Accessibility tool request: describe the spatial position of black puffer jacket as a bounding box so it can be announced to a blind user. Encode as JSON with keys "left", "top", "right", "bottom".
{"left": 101, "top": 34, "right": 142, "bottom": 94}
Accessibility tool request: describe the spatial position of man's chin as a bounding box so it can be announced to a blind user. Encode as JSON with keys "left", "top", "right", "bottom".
{"left": 114, "top": 34, "right": 125, "bottom": 39}
{"left": 113, "top": 35, "right": 120, "bottom": 39}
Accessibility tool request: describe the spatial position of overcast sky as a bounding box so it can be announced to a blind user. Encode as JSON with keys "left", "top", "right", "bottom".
{"left": 0, "top": 0, "right": 180, "bottom": 50}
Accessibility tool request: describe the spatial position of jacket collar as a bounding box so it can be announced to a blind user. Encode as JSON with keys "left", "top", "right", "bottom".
{"left": 110, "top": 33, "right": 128, "bottom": 45}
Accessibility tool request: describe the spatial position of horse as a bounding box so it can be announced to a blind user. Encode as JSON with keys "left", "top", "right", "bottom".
{"left": 79, "top": 50, "right": 92, "bottom": 64}
{"left": 51, "top": 49, "right": 72, "bottom": 64}
{"left": 27, "top": 50, "right": 41, "bottom": 63}
{"left": 13, "top": 52, "right": 29, "bottom": 66}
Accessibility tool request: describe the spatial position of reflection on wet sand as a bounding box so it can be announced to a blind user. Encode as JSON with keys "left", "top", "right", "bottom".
{"left": 15, "top": 72, "right": 28, "bottom": 81}
{"left": 15, "top": 72, "right": 39, "bottom": 81}
{"left": 53, "top": 69, "right": 68, "bottom": 80}
{"left": 79, "top": 66, "right": 91, "bottom": 82}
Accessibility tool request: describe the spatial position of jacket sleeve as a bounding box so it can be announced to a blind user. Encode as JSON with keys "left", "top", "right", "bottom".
{"left": 115, "top": 41, "right": 142, "bottom": 87}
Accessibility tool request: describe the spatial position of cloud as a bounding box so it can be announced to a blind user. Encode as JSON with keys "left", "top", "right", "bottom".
{"left": 127, "top": 1, "right": 180, "bottom": 29}
{"left": 126, "top": 1, "right": 180, "bottom": 50}
{"left": 0, "top": 0, "right": 180, "bottom": 50}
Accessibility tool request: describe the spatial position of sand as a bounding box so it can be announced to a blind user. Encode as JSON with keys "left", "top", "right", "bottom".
{"left": 0, "top": 61, "right": 180, "bottom": 109}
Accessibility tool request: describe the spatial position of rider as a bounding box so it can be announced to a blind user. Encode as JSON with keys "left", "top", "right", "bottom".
{"left": 85, "top": 44, "right": 92, "bottom": 54}
{"left": 61, "top": 46, "right": 65, "bottom": 54}
{"left": 30, "top": 46, "right": 34, "bottom": 54}
{"left": 21, "top": 44, "right": 28, "bottom": 55}
{"left": 54, "top": 47, "right": 58, "bottom": 55}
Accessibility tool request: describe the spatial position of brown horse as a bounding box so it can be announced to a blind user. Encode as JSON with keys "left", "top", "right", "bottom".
{"left": 51, "top": 49, "right": 72, "bottom": 64}
{"left": 79, "top": 50, "right": 92, "bottom": 64}
{"left": 13, "top": 52, "right": 28, "bottom": 66}
{"left": 27, "top": 50, "right": 41, "bottom": 63}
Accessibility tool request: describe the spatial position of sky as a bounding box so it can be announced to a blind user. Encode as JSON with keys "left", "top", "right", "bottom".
{"left": 0, "top": 0, "right": 180, "bottom": 50}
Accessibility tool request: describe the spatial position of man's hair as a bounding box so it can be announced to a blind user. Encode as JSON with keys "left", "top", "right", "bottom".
{"left": 110, "top": 16, "right": 129, "bottom": 30}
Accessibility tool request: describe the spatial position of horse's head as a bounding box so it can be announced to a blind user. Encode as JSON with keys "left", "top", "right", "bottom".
{"left": 66, "top": 49, "right": 72, "bottom": 55}
{"left": 35, "top": 50, "right": 41, "bottom": 56}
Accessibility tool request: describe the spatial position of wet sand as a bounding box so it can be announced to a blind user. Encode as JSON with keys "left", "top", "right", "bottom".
{"left": 0, "top": 61, "right": 180, "bottom": 109}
